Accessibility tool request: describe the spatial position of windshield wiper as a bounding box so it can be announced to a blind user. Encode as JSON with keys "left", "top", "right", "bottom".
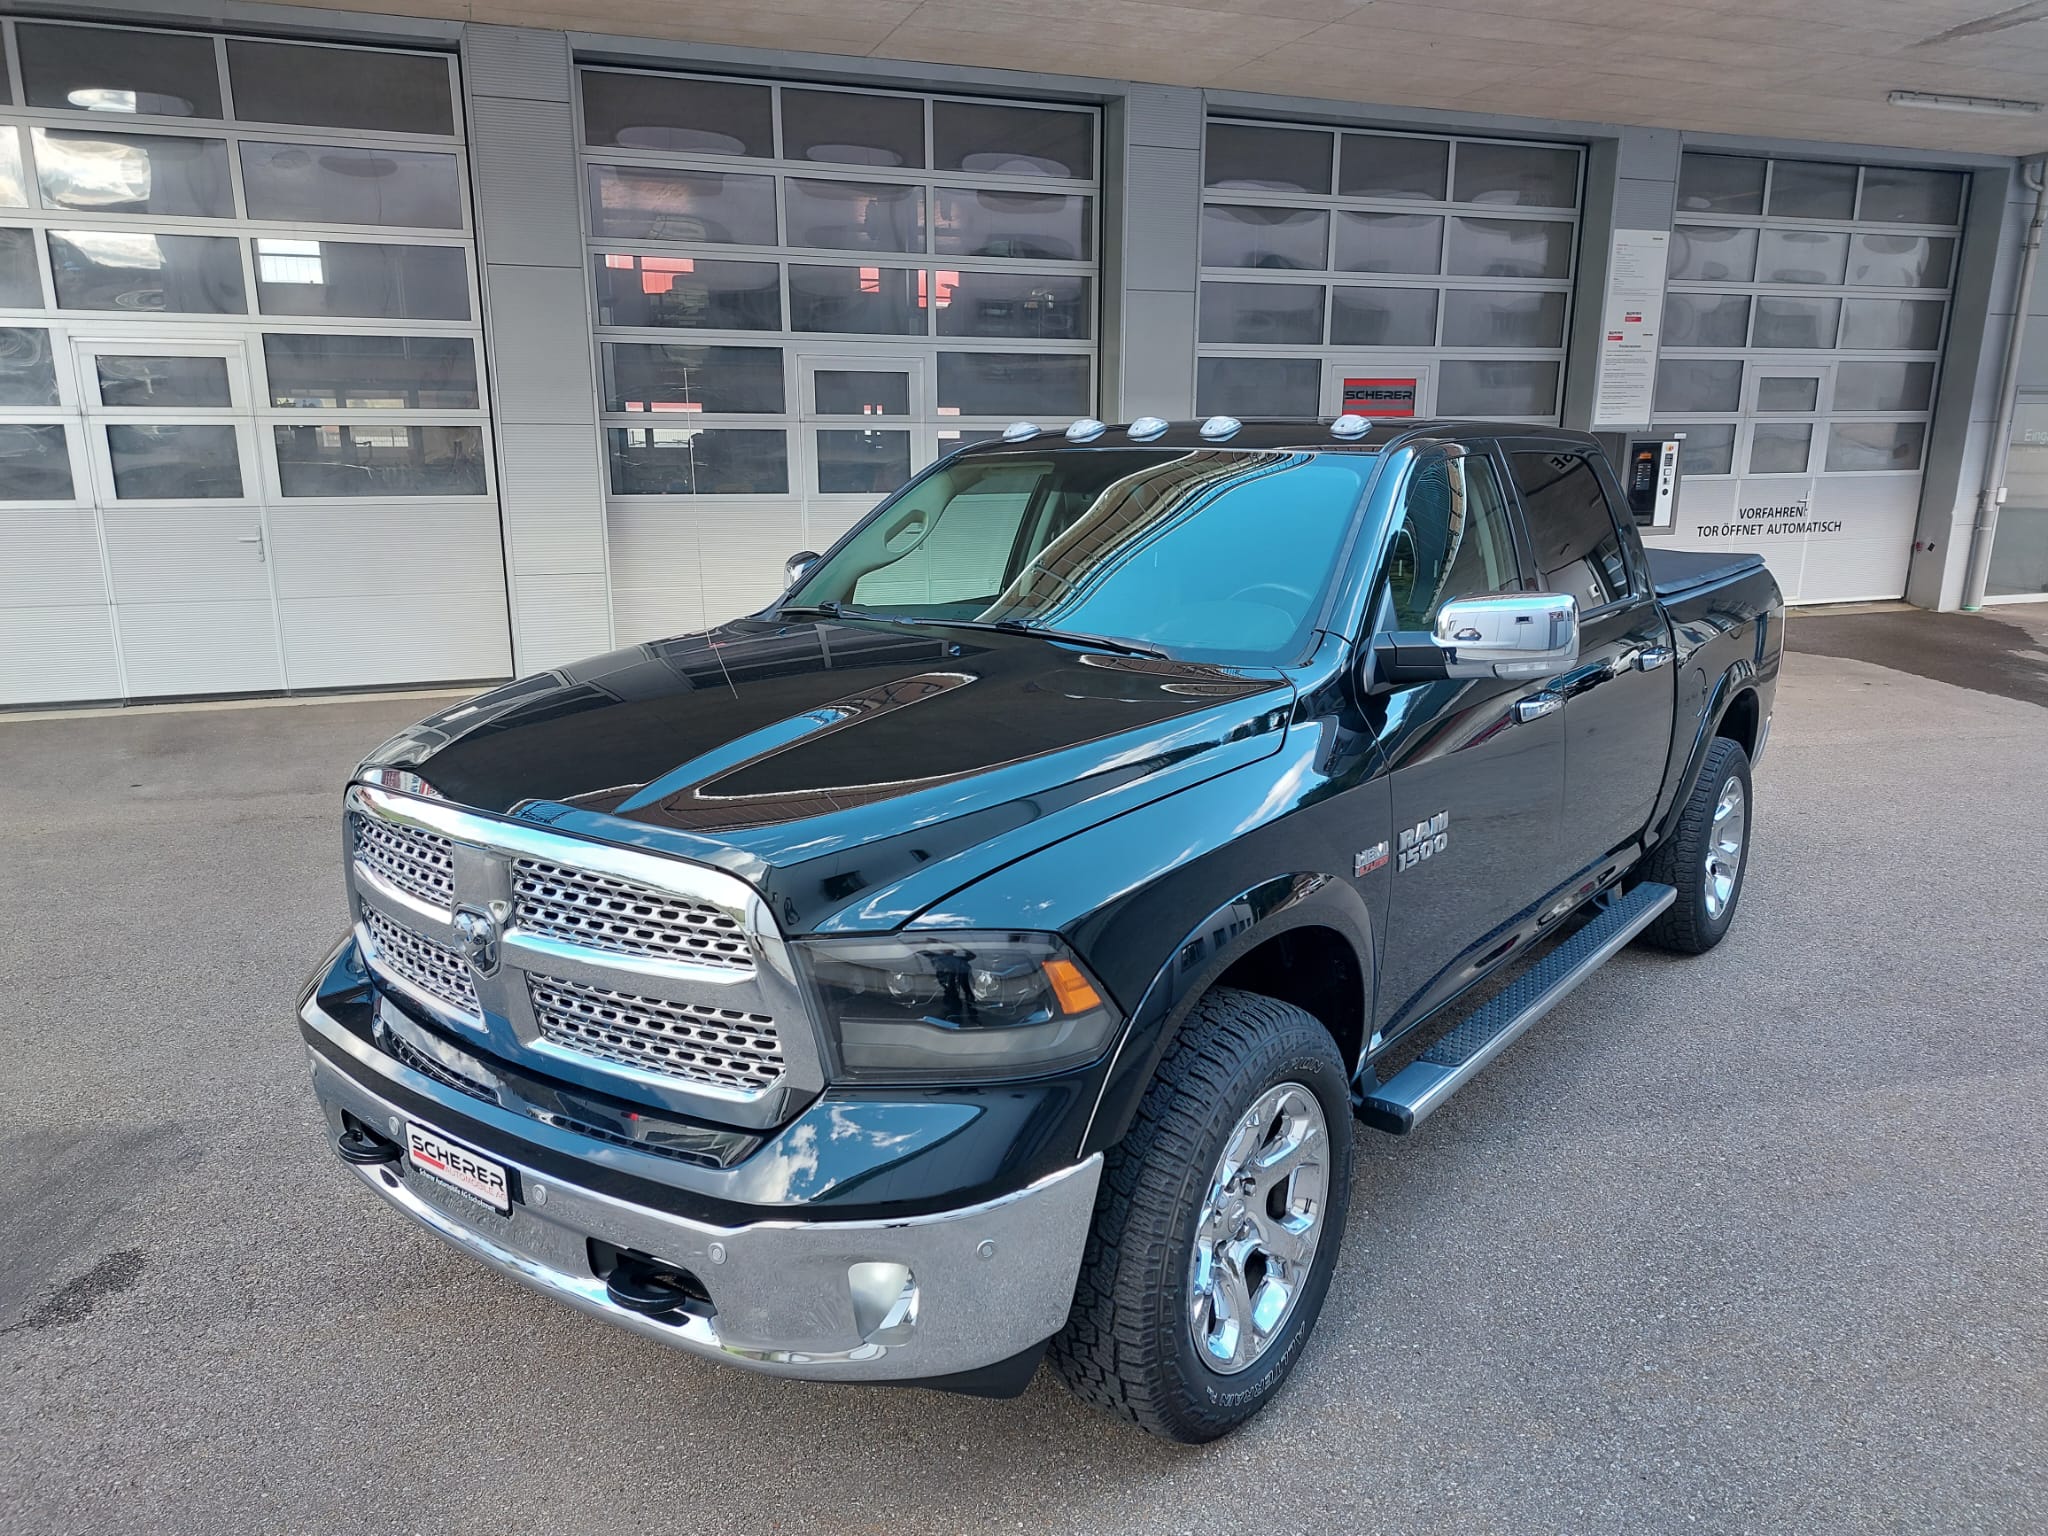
{"left": 777, "top": 605, "right": 1169, "bottom": 660}
{"left": 988, "top": 620, "right": 1169, "bottom": 659}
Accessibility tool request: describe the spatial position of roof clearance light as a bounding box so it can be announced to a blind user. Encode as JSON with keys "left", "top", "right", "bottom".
{"left": 1066, "top": 417, "right": 1106, "bottom": 441}
{"left": 1128, "top": 416, "right": 1169, "bottom": 440}
{"left": 1332, "top": 414, "right": 1372, "bottom": 439}
{"left": 1199, "top": 415, "right": 1242, "bottom": 440}
{"left": 1001, "top": 421, "right": 1041, "bottom": 442}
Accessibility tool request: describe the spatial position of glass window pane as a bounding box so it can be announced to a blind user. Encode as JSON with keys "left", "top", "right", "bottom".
{"left": 934, "top": 189, "right": 1090, "bottom": 261}
{"left": 600, "top": 342, "right": 782, "bottom": 414}
{"left": 0, "top": 130, "right": 24, "bottom": 208}
{"left": 1663, "top": 292, "right": 1750, "bottom": 348}
{"left": 1330, "top": 285, "right": 1436, "bottom": 346}
{"left": 1338, "top": 134, "right": 1446, "bottom": 200}
{"left": 265, "top": 334, "right": 479, "bottom": 409}
{"left": 1509, "top": 451, "right": 1630, "bottom": 603}
{"left": 785, "top": 179, "right": 923, "bottom": 253}
{"left": 1445, "top": 216, "right": 1572, "bottom": 278}
{"left": 1826, "top": 420, "right": 1925, "bottom": 472}
{"left": 35, "top": 128, "right": 231, "bottom": 218}
{"left": 1755, "top": 375, "right": 1819, "bottom": 412}
{"left": 97, "top": 354, "right": 231, "bottom": 407}
{"left": 107, "top": 424, "right": 242, "bottom": 498}
{"left": 605, "top": 426, "right": 787, "bottom": 495}
{"left": 50, "top": 230, "right": 244, "bottom": 314}
{"left": 1201, "top": 205, "right": 1327, "bottom": 270}
{"left": 1333, "top": 211, "right": 1441, "bottom": 274}
{"left": 937, "top": 270, "right": 1091, "bottom": 340}
{"left": 1748, "top": 422, "right": 1811, "bottom": 474}
{"left": 579, "top": 71, "right": 772, "bottom": 157}
{"left": 1768, "top": 160, "right": 1856, "bottom": 220}
{"left": 1669, "top": 225, "right": 1756, "bottom": 282}
{"left": 813, "top": 370, "right": 908, "bottom": 415}
{"left": 789, "top": 263, "right": 922, "bottom": 335}
{"left": 1849, "top": 234, "right": 1953, "bottom": 289}
{"left": 0, "top": 229, "right": 42, "bottom": 306}
{"left": 273, "top": 423, "right": 488, "bottom": 496}
{"left": 1655, "top": 358, "right": 1742, "bottom": 413}
{"left": 0, "top": 328, "right": 58, "bottom": 406}
{"left": 934, "top": 101, "right": 1093, "bottom": 180}
{"left": 1858, "top": 166, "right": 1963, "bottom": 226}
{"left": 1833, "top": 360, "right": 1934, "bottom": 413}
{"left": 240, "top": 142, "right": 462, "bottom": 230}
{"left": 0, "top": 424, "right": 72, "bottom": 498}
{"left": 254, "top": 239, "right": 468, "bottom": 321}
{"left": 782, "top": 88, "right": 923, "bottom": 169}
{"left": 1204, "top": 123, "right": 1330, "bottom": 195}
{"left": 1390, "top": 455, "right": 1522, "bottom": 628}
{"left": 936, "top": 352, "right": 1089, "bottom": 417}
{"left": 1669, "top": 422, "right": 1735, "bottom": 475}
{"left": 588, "top": 165, "right": 777, "bottom": 244}
{"left": 228, "top": 42, "right": 453, "bottom": 136}
{"left": 1195, "top": 356, "right": 1320, "bottom": 417}
{"left": 1677, "top": 153, "right": 1764, "bottom": 216}
{"left": 594, "top": 253, "right": 779, "bottom": 331}
{"left": 1756, "top": 227, "right": 1847, "bottom": 284}
{"left": 817, "top": 429, "right": 911, "bottom": 495}
{"left": 1751, "top": 295, "right": 1840, "bottom": 348}
{"left": 17, "top": 23, "right": 221, "bottom": 118}
{"left": 1437, "top": 359, "right": 1559, "bottom": 416}
{"left": 1840, "top": 298, "right": 1944, "bottom": 350}
{"left": 1452, "top": 142, "right": 1578, "bottom": 208}
{"left": 1198, "top": 281, "right": 1323, "bottom": 345}
{"left": 1440, "top": 288, "right": 1564, "bottom": 347}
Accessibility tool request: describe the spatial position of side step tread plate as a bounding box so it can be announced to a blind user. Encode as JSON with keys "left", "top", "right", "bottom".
{"left": 1356, "top": 881, "right": 1677, "bottom": 1135}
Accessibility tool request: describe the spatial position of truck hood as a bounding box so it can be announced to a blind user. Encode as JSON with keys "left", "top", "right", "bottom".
{"left": 362, "top": 617, "right": 1295, "bottom": 932}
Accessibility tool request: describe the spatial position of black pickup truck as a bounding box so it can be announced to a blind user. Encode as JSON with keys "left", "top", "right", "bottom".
{"left": 300, "top": 416, "right": 1781, "bottom": 1442}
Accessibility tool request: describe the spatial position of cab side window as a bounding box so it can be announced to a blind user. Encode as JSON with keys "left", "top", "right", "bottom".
{"left": 1509, "top": 451, "right": 1632, "bottom": 609}
{"left": 1387, "top": 452, "right": 1522, "bottom": 630}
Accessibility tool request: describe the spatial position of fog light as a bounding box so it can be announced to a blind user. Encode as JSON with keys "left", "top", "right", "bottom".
{"left": 847, "top": 1261, "right": 918, "bottom": 1343}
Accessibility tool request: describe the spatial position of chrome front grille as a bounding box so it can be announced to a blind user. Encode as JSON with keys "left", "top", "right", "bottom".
{"left": 351, "top": 812, "right": 456, "bottom": 907}
{"left": 529, "top": 973, "right": 784, "bottom": 1091}
{"left": 362, "top": 905, "right": 479, "bottom": 1016}
{"left": 512, "top": 857, "right": 752, "bottom": 972}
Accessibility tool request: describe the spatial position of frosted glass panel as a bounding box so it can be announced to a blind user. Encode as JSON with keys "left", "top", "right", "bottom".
{"left": 1669, "top": 225, "right": 1755, "bottom": 282}
{"left": 1333, "top": 212, "right": 1441, "bottom": 274}
{"left": 1329, "top": 286, "right": 1435, "bottom": 347}
{"left": 1756, "top": 228, "right": 1847, "bottom": 285}
{"left": 1436, "top": 359, "right": 1558, "bottom": 415}
{"left": 1655, "top": 358, "right": 1742, "bottom": 413}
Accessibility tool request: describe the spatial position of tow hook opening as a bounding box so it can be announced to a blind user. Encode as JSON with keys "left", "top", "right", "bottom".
{"left": 335, "top": 1114, "right": 402, "bottom": 1166}
{"left": 589, "top": 1240, "right": 717, "bottom": 1323}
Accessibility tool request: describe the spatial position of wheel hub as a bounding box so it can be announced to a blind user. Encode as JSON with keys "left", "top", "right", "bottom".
{"left": 1703, "top": 773, "right": 1747, "bottom": 921}
{"left": 1186, "top": 1081, "right": 1329, "bottom": 1375}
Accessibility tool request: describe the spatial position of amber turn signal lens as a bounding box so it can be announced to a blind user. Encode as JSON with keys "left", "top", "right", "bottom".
{"left": 1041, "top": 957, "right": 1103, "bottom": 1014}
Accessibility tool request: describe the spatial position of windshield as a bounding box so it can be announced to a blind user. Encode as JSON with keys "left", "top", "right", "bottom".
{"left": 784, "top": 447, "right": 1378, "bottom": 664}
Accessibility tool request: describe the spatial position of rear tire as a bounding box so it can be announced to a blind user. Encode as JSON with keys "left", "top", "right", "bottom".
{"left": 1640, "top": 736, "right": 1752, "bottom": 954}
{"left": 1049, "top": 987, "right": 1353, "bottom": 1443}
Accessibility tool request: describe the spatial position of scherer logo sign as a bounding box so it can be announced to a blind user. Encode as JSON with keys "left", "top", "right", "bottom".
{"left": 1341, "top": 377, "right": 1417, "bottom": 417}
{"left": 1695, "top": 498, "right": 1845, "bottom": 538}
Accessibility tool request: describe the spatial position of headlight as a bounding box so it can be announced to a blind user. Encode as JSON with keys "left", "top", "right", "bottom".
{"left": 795, "top": 931, "right": 1122, "bottom": 1083}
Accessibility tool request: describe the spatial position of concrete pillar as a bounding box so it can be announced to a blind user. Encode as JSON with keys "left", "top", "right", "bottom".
{"left": 1102, "top": 84, "right": 1203, "bottom": 421}
{"left": 1565, "top": 126, "right": 1680, "bottom": 435}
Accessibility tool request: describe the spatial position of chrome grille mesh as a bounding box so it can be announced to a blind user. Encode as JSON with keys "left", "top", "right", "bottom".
{"left": 512, "top": 857, "right": 752, "bottom": 972}
{"left": 362, "top": 905, "right": 479, "bottom": 1016}
{"left": 352, "top": 813, "right": 457, "bottom": 909}
{"left": 528, "top": 973, "right": 783, "bottom": 1092}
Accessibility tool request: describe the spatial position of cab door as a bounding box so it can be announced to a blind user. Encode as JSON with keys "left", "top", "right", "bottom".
{"left": 1366, "top": 443, "right": 1567, "bottom": 1040}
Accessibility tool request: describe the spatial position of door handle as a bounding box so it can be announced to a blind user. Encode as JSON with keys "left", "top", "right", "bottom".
{"left": 1515, "top": 693, "right": 1561, "bottom": 723}
{"left": 237, "top": 529, "right": 266, "bottom": 563}
{"left": 1633, "top": 645, "right": 1673, "bottom": 672}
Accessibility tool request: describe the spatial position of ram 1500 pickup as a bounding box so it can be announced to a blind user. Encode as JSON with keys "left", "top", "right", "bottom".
{"left": 300, "top": 416, "right": 1782, "bottom": 1442}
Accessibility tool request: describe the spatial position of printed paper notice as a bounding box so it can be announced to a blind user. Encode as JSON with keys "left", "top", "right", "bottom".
{"left": 1591, "top": 229, "right": 1669, "bottom": 429}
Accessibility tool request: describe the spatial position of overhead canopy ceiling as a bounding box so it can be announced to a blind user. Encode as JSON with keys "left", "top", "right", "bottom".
{"left": 330, "top": 0, "right": 2048, "bottom": 158}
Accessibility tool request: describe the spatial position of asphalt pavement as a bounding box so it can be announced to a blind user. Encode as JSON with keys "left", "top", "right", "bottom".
{"left": 4, "top": 607, "right": 2046, "bottom": 1535}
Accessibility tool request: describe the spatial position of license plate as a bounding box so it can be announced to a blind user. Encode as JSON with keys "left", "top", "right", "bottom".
{"left": 405, "top": 1122, "right": 510, "bottom": 1214}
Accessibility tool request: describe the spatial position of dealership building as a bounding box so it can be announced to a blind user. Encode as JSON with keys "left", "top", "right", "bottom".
{"left": 1, "top": 0, "right": 2044, "bottom": 707}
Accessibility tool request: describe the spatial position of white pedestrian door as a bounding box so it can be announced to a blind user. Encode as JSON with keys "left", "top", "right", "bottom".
{"left": 795, "top": 352, "right": 940, "bottom": 551}
{"left": 72, "top": 337, "right": 286, "bottom": 697}
{"left": 1321, "top": 358, "right": 1436, "bottom": 422}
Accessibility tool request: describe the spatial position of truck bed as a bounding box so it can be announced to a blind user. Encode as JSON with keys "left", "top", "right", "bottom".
{"left": 1646, "top": 547, "right": 1767, "bottom": 602}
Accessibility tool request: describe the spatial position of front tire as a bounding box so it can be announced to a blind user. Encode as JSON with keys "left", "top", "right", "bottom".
{"left": 1049, "top": 988, "right": 1353, "bottom": 1442}
{"left": 1640, "top": 736, "right": 1752, "bottom": 954}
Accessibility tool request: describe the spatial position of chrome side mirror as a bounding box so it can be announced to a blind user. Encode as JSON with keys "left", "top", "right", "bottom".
{"left": 784, "top": 550, "right": 821, "bottom": 588}
{"left": 1371, "top": 592, "right": 1579, "bottom": 687}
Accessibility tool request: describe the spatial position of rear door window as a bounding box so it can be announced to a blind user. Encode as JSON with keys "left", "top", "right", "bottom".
{"left": 1509, "top": 450, "right": 1632, "bottom": 608}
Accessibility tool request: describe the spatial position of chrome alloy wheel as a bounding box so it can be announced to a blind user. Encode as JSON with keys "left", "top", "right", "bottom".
{"left": 1704, "top": 773, "right": 1747, "bottom": 921}
{"left": 1187, "top": 1081, "right": 1330, "bottom": 1375}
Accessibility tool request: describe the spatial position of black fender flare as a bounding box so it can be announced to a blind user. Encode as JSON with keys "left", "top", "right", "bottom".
{"left": 1077, "top": 871, "right": 1376, "bottom": 1158}
{"left": 1651, "top": 658, "right": 1758, "bottom": 850}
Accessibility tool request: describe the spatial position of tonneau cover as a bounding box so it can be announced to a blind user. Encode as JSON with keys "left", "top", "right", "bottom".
{"left": 1646, "top": 546, "right": 1765, "bottom": 601}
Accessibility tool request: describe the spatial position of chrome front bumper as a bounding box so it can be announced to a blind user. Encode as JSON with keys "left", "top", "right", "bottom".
{"left": 308, "top": 1049, "right": 1101, "bottom": 1382}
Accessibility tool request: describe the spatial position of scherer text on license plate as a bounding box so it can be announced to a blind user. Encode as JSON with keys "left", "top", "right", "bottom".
{"left": 405, "top": 1122, "right": 511, "bottom": 1213}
